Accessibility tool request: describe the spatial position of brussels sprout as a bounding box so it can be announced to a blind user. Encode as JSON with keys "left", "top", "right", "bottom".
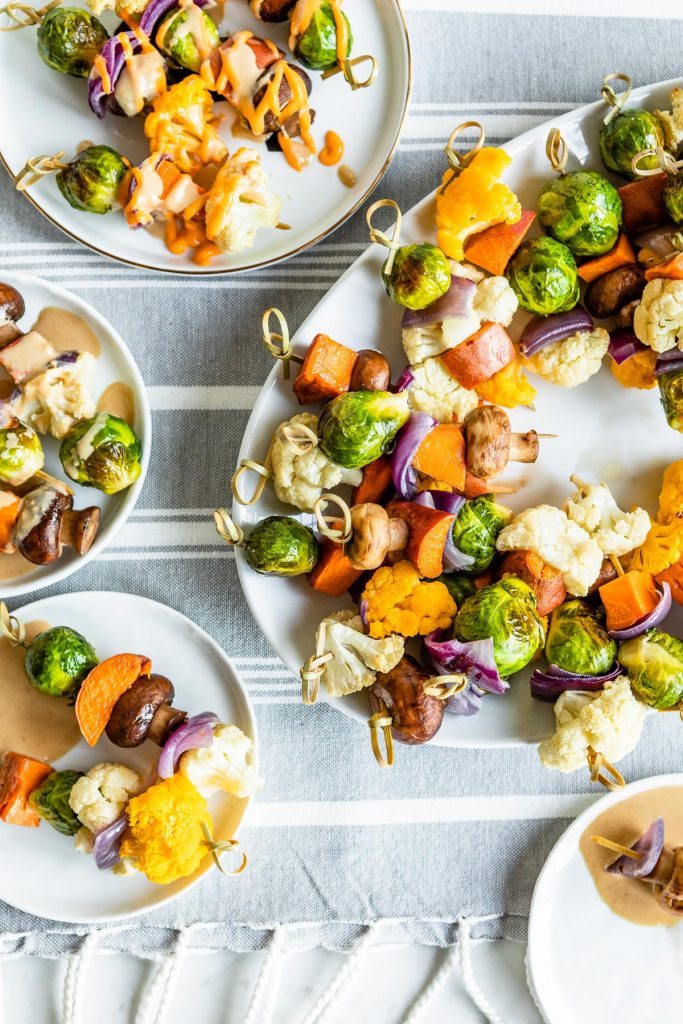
{"left": 506, "top": 236, "right": 579, "bottom": 315}
{"left": 545, "top": 599, "right": 617, "bottom": 675}
{"left": 60, "top": 412, "right": 142, "bottom": 494}
{"left": 663, "top": 176, "right": 683, "bottom": 225}
{"left": 0, "top": 419, "right": 44, "bottom": 487}
{"left": 599, "top": 108, "right": 665, "bottom": 180}
{"left": 156, "top": 7, "right": 220, "bottom": 72}
{"left": 619, "top": 628, "right": 683, "bottom": 708}
{"left": 537, "top": 170, "right": 622, "bottom": 258}
{"left": 659, "top": 368, "right": 683, "bottom": 433}
{"left": 56, "top": 146, "right": 128, "bottom": 215}
{"left": 318, "top": 390, "right": 410, "bottom": 469}
{"left": 245, "top": 515, "right": 318, "bottom": 575}
{"left": 451, "top": 495, "right": 512, "bottom": 573}
{"left": 293, "top": 0, "right": 352, "bottom": 71}
{"left": 30, "top": 770, "right": 84, "bottom": 835}
{"left": 36, "top": 7, "right": 109, "bottom": 77}
{"left": 453, "top": 576, "right": 545, "bottom": 677}
{"left": 382, "top": 243, "right": 451, "bottom": 311}
{"left": 24, "top": 625, "right": 98, "bottom": 698}
{"left": 437, "top": 572, "right": 478, "bottom": 607}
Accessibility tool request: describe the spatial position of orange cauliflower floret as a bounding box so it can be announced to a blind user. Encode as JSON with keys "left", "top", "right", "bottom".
{"left": 436, "top": 148, "right": 521, "bottom": 261}
{"left": 144, "top": 76, "right": 227, "bottom": 174}
{"left": 475, "top": 356, "right": 536, "bottom": 409}
{"left": 362, "top": 560, "right": 456, "bottom": 639}
{"left": 120, "top": 774, "right": 211, "bottom": 885}
{"left": 609, "top": 348, "right": 657, "bottom": 390}
{"left": 658, "top": 460, "right": 683, "bottom": 524}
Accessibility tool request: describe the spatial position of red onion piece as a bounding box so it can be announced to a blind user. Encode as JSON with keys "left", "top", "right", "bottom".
{"left": 93, "top": 812, "right": 128, "bottom": 871}
{"left": 608, "top": 582, "right": 672, "bottom": 639}
{"left": 424, "top": 631, "right": 507, "bottom": 695}
{"left": 393, "top": 366, "right": 414, "bottom": 393}
{"left": 391, "top": 411, "right": 437, "bottom": 499}
{"left": 519, "top": 307, "right": 593, "bottom": 357}
{"left": 88, "top": 33, "right": 141, "bottom": 118}
{"left": 606, "top": 818, "right": 665, "bottom": 878}
{"left": 415, "top": 489, "right": 465, "bottom": 515}
{"left": 359, "top": 599, "right": 369, "bottom": 633}
{"left": 655, "top": 350, "right": 683, "bottom": 377}
{"left": 608, "top": 328, "right": 647, "bottom": 365}
{"left": 401, "top": 278, "right": 476, "bottom": 330}
{"left": 157, "top": 711, "right": 219, "bottom": 779}
{"left": 633, "top": 225, "right": 681, "bottom": 259}
{"left": 530, "top": 663, "right": 621, "bottom": 702}
{"left": 140, "top": 0, "right": 211, "bottom": 36}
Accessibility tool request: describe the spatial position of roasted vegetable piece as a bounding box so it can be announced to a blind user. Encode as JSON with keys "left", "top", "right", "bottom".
{"left": 245, "top": 515, "right": 318, "bottom": 576}
{"left": 156, "top": 6, "right": 220, "bottom": 72}
{"left": 0, "top": 419, "right": 44, "bottom": 486}
{"left": 60, "top": 412, "right": 142, "bottom": 494}
{"left": 644, "top": 252, "right": 683, "bottom": 282}
{"left": 663, "top": 176, "right": 683, "bottom": 225}
{"left": 362, "top": 560, "right": 456, "bottom": 639}
{"left": 307, "top": 533, "right": 362, "bottom": 596}
{"left": 463, "top": 210, "right": 536, "bottom": 276}
{"left": 440, "top": 322, "right": 516, "bottom": 389}
{"left": 474, "top": 357, "right": 536, "bottom": 409}
{"left": 619, "top": 628, "right": 683, "bottom": 709}
{"left": 537, "top": 170, "right": 622, "bottom": 258}
{"left": 385, "top": 500, "right": 456, "bottom": 579}
{"left": 349, "top": 350, "right": 391, "bottom": 393}
{"left": 369, "top": 654, "right": 444, "bottom": 745}
{"left": 412, "top": 423, "right": 466, "bottom": 490}
{"left": 15, "top": 482, "right": 100, "bottom": 566}
{"left": 106, "top": 674, "right": 187, "bottom": 747}
{"left": 57, "top": 146, "right": 128, "bottom": 215}
{"left": 599, "top": 108, "right": 665, "bottom": 180}
{"left": 584, "top": 264, "right": 646, "bottom": 320}
{"left": 0, "top": 752, "right": 53, "bottom": 828}
{"left": 36, "top": 7, "right": 109, "bottom": 77}
{"left": 382, "top": 244, "right": 451, "bottom": 311}
{"left": 453, "top": 576, "right": 545, "bottom": 677}
{"left": 75, "top": 654, "right": 152, "bottom": 747}
{"left": 290, "top": 0, "right": 352, "bottom": 71}
{"left": 0, "top": 491, "right": 21, "bottom": 552}
{"left": 506, "top": 237, "right": 579, "bottom": 315}
{"left": 250, "top": 0, "right": 296, "bottom": 19}
{"left": 317, "top": 390, "right": 410, "bottom": 469}
{"left": 451, "top": 495, "right": 512, "bottom": 574}
{"left": 24, "top": 625, "right": 98, "bottom": 698}
{"left": 463, "top": 405, "right": 539, "bottom": 480}
{"left": 30, "top": 770, "right": 83, "bottom": 836}
{"left": 577, "top": 234, "right": 636, "bottom": 284}
{"left": 618, "top": 174, "right": 668, "bottom": 234}
{"left": 599, "top": 570, "right": 659, "bottom": 632}
{"left": 310, "top": 611, "right": 403, "bottom": 697}
{"left": 0, "top": 282, "right": 25, "bottom": 345}
{"left": 293, "top": 333, "right": 357, "bottom": 404}
{"left": 497, "top": 550, "right": 566, "bottom": 616}
{"left": 545, "top": 599, "right": 617, "bottom": 675}
{"left": 351, "top": 456, "right": 393, "bottom": 505}
{"left": 659, "top": 368, "right": 683, "bottom": 432}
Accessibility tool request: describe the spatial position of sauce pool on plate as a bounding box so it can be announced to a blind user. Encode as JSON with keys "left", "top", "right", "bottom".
{"left": 31, "top": 307, "right": 102, "bottom": 358}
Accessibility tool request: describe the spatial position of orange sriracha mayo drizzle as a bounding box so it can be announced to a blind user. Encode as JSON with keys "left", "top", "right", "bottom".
{"left": 319, "top": 129, "right": 343, "bottom": 166}
{"left": 99, "top": 28, "right": 165, "bottom": 112}
{"left": 92, "top": 54, "right": 111, "bottom": 93}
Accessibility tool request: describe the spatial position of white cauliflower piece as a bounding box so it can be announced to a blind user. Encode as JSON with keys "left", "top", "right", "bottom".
{"left": 205, "top": 149, "right": 281, "bottom": 255}
{"left": 564, "top": 477, "right": 651, "bottom": 557}
{"left": 68, "top": 763, "right": 143, "bottom": 835}
{"left": 523, "top": 328, "right": 609, "bottom": 387}
{"left": 13, "top": 352, "right": 96, "bottom": 440}
{"left": 655, "top": 88, "right": 683, "bottom": 152}
{"left": 402, "top": 309, "right": 481, "bottom": 365}
{"left": 180, "top": 723, "right": 263, "bottom": 799}
{"left": 538, "top": 676, "right": 647, "bottom": 772}
{"left": 472, "top": 276, "right": 518, "bottom": 327}
{"left": 74, "top": 827, "right": 95, "bottom": 855}
{"left": 496, "top": 504, "right": 603, "bottom": 596}
{"left": 314, "top": 610, "right": 404, "bottom": 697}
{"left": 449, "top": 260, "right": 486, "bottom": 283}
{"left": 85, "top": 0, "right": 115, "bottom": 13}
{"left": 408, "top": 357, "right": 479, "bottom": 423}
{"left": 270, "top": 412, "right": 361, "bottom": 511}
{"left": 633, "top": 278, "right": 683, "bottom": 353}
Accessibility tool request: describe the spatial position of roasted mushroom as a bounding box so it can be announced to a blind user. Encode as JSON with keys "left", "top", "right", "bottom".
{"left": 369, "top": 655, "right": 444, "bottom": 745}
{"left": 14, "top": 481, "right": 100, "bottom": 565}
{"left": 249, "top": 0, "right": 296, "bottom": 21}
{"left": 349, "top": 350, "right": 392, "bottom": 393}
{"left": 252, "top": 62, "right": 314, "bottom": 138}
{"left": 463, "top": 405, "right": 539, "bottom": 480}
{"left": 584, "top": 264, "right": 646, "bottom": 320}
{"left": 613, "top": 299, "right": 641, "bottom": 328}
{"left": 0, "top": 284, "right": 25, "bottom": 348}
{"left": 347, "top": 503, "right": 408, "bottom": 570}
{"left": 106, "top": 673, "right": 187, "bottom": 747}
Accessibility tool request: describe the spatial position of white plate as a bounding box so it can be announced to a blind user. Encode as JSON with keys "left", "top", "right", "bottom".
{"left": 527, "top": 775, "right": 683, "bottom": 1024}
{"left": 234, "top": 78, "right": 683, "bottom": 748}
{"left": 0, "top": 1, "right": 410, "bottom": 274}
{"left": 0, "top": 591, "right": 258, "bottom": 923}
{"left": 0, "top": 272, "right": 150, "bottom": 597}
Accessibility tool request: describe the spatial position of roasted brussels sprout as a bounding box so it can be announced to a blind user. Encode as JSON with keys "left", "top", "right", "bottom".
{"left": 292, "top": 0, "right": 352, "bottom": 71}
{"left": 437, "top": 572, "right": 478, "bottom": 607}
{"left": 599, "top": 108, "right": 665, "bottom": 180}
{"left": 537, "top": 170, "right": 622, "bottom": 258}
{"left": 382, "top": 243, "right": 451, "bottom": 311}
{"left": 0, "top": 419, "right": 44, "bottom": 487}
{"left": 245, "top": 515, "right": 318, "bottom": 575}
{"left": 57, "top": 145, "right": 128, "bottom": 215}
{"left": 36, "top": 7, "right": 109, "bottom": 77}
{"left": 545, "top": 599, "right": 617, "bottom": 675}
{"left": 619, "top": 628, "right": 683, "bottom": 709}
{"left": 453, "top": 576, "right": 545, "bottom": 677}
{"left": 451, "top": 495, "right": 512, "bottom": 573}
{"left": 60, "top": 412, "right": 142, "bottom": 494}
{"left": 156, "top": 7, "right": 220, "bottom": 72}
{"left": 663, "top": 176, "right": 683, "bottom": 225}
{"left": 318, "top": 390, "right": 410, "bottom": 469}
{"left": 659, "top": 368, "right": 683, "bottom": 433}
{"left": 30, "top": 770, "right": 83, "bottom": 835}
{"left": 24, "top": 625, "right": 98, "bottom": 698}
{"left": 506, "top": 236, "right": 579, "bottom": 315}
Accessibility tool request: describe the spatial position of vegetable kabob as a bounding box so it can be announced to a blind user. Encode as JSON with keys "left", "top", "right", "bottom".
{"left": 591, "top": 817, "right": 683, "bottom": 918}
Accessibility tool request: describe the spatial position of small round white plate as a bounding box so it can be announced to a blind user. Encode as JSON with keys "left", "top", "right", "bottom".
{"left": 0, "top": 591, "right": 258, "bottom": 923}
{"left": 527, "top": 775, "right": 683, "bottom": 1024}
{"left": 234, "top": 78, "right": 683, "bottom": 748}
{"left": 0, "top": 272, "right": 150, "bottom": 597}
{"left": 0, "top": 1, "right": 411, "bottom": 274}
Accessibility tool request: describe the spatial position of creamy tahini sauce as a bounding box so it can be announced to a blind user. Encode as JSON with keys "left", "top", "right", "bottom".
{"left": 580, "top": 785, "right": 683, "bottom": 927}
{"left": 97, "top": 382, "right": 135, "bottom": 426}
{"left": 31, "top": 307, "right": 102, "bottom": 358}
{"left": 0, "top": 549, "right": 37, "bottom": 581}
{"left": 0, "top": 620, "right": 81, "bottom": 761}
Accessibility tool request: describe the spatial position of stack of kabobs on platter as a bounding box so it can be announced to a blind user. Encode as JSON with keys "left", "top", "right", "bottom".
{"left": 0, "top": 604, "right": 262, "bottom": 883}
{"left": 216, "top": 74, "right": 683, "bottom": 786}
{"left": 1, "top": 0, "right": 376, "bottom": 265}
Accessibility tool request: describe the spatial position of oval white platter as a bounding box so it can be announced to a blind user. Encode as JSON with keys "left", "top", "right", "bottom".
{"left": 0, "top": 0, "right": 410, "bottom": 274}
{"left": 0, "top": 591, "right": 258, "bottom": 924}
{"left": 234, "top": 78, "right": 683, "bottom": 748}
{"left": 0, "top": 272, "right": 150, "bottom": 598}
{"left": 527, "top": 774, "right": 683, "bottom": 1024}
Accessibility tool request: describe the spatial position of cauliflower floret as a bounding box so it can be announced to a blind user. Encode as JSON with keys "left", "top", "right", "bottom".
{"left": 655, "top": 88, "right": 683, "bottom": 152}
{"left": 658, "top": 459, "right": 683, "bottom": 523}
{"left": 270, "top": 412, "right": 361, "bottom": 511}
{"left": 362, "top": 560, "right": 457, "bottom": 639}
{"left": 205, "top": 149, "right": 281, "bottom": 255}
{"left": 13, "top": 352, "right": 96, "bottom": 440}
{"left": 74, "top": 827, "right": 95, "bottom": 855}
{"left": 472, "top": 276, "right": 518, "bottom": 327}
{"left": 85, "top": 0, "right": 115, "bottom": 13}
{"left": 311, "top": 610, "right": 405, "bottom": 697}
{"left": 68, "top": 763, "right": 143, "bottom": 835}
{"left": 144, "top": 76, "right": 227, "bottom": 174}
{"left": 496, "top": 504, "right": 603, "bottom": 596}
{"left": 436, "top": 148, "right": 522, "bottom": 260}
{"left": 402, "top": 311, "right": 481, "bottom": 365}
{"left": 523, "top": 328, "right": 609, "bottom": 387}
{"left": 538, "top": 676, "right": 647, "bottom": 772}
{"left": 180, "top": 723, "right": 263, "bottom": 799}
{"left": 408, "top": 357, "right": 479, "bottom": 423}
{"left": 450, "top": 260, "right": 486, "bottom": 283}
{"left": 634, "top": 278, "right": 683, "bottom": 353}
{"left": 564, "top": 477, "right": 651, "bottom": 557}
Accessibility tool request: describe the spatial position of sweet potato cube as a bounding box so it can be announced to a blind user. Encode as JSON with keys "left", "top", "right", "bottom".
{"left": 497, "top": 550, "right": 566, "bottom": 616}
{"left": 307, "top": 535, "right": 363, "bottom": 596}
{"left": 577, "top": 233, "right": 636, "bottom": 283}
{"left": 645, "top": 251, "right": 683, "bottom": 281}
{"left": 599, "top": 570, "right": 659, "bottom": 632}
{"left": 618, "top": 174, "right": 668, "bottom": 235}
{"left": 440, "top": 322, "right": 515, "bottom": 389}
{"left": 386, "top": 500, "right": 455, "bottom": 578}
{"left": 464, "top": 210, "right": 536, "bottom": 276}
{"left": 352, "top": 456, "right": 393, "bottom": 505}
{"left": 0, "top": 751, "right": 53, "bottom": 828}
{"left": 413, "top": 423, "right": 466, "bottom": 491}
{"left": 293, "top": 334, "right": 358, "bottom": 404}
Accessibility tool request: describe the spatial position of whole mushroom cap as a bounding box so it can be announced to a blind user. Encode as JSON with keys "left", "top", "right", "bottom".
{"left": 0, "top": 283, "right": 25, "bottom": 327}
{"left": 15, "top": 484, "right": 72, "bottom": 565}
{"left": 464, "top": 405, "right": 511, "bottom": 479}
{"left": 106, "top": 673, "right": 180, "bottom": 747}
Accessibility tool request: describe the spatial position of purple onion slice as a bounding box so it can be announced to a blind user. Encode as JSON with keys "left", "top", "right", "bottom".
{"left": 608, "top": 328, "right": 647, "bottom": 366}
{"left": 424, "top": 631, "right": 506, "bottom": 695}
{"left": 605, "top": 818, "right": 665, "bottom": 878}
{"left": 530, "top": 663, "right": 621, "bottom": 702}
{"left": 157, "top": 711, "right": 219, "bottom": 779}
{"left": 393, "top": 366, "right": 414, "bottom": 393}
{"left": 88, "top": 32, "right": 141, "bottom": 118}
{"left": 93, "top": 812, "right": 128, "bottom": 871}
{"left": 391, "top": 411, "right": 436, "bottom": 499}
{"left": 401, "top": 277, "right": 476, "bottom": 330}
{"left": 655, "top": 349, "right": 683, "bottom": 377}
{"left": 140, "top": 0, "right": 211, "bottom": 36}
{"left": 519, "top": 307, "right": 593, "bottom": 358}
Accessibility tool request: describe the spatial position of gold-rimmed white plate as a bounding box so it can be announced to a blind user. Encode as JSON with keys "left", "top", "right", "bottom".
{"left": 0, "top": 0, "right": 411, "bottom": 274}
